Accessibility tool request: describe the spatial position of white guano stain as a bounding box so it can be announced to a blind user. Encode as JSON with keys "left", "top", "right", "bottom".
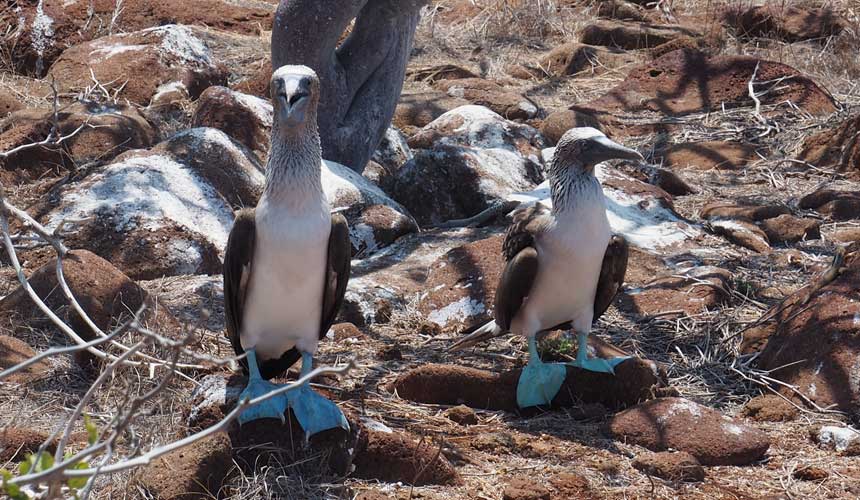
{"left": 428, "top": 296, "right": 486, "bottom": 327}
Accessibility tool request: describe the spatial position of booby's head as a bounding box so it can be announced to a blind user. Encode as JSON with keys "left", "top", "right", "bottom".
{"left": 552, "top": 127, "right": 643, "bottom": 174}
{"left": 270, "top": 65, "right": 320, "bottom": 132}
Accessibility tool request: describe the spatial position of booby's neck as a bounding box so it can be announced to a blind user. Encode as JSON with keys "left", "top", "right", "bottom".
{"left": 547, "top": 161, "right": 603, "bottom": 213}
{"left": 263, "top": 118, "right": 324, "bottom": 205}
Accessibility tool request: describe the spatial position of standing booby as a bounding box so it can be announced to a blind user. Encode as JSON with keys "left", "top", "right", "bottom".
{"left": 223, "top": 65, "right": 350, "bottom": 435}
{"left": 448, "top": 127, "right": 641, "bottom": 409}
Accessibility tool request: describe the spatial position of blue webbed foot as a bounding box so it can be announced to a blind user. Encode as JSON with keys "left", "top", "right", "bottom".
{"left": 286, "top": 351, "right": 349, "bottom": 438}
{"left": 567, "top": 331, "right": 631, "bottom": 374}
{"left": 516, "top": 336, "right": 567, "bottom": 409}
{"left": 287, "top": 385, "right": 350, "bottom": 438}
{"left": 567, "top": 355, "right": 631, "bottom": 374}
{"left": 238, "top": 378, "right": 289, "bottom": 425}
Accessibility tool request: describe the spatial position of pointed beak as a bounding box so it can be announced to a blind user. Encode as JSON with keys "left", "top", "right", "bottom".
{"left": 275, "top": 76, "right": 312, "bottom": 128}
{"left": 592, "top": 135, "right": 644, "bottom": 163}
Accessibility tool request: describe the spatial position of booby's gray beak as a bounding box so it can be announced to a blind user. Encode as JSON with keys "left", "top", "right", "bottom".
{"left": 275, "top": 75, "right": 312, "bottom": 127}
{"left": 591, "top": 135, "right": 644, "bottom": 163}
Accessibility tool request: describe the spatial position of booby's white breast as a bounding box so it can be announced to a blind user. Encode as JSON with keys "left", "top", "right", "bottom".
{"left": 510, "top": 188, "right": 611, "bottom": 336}
{"left": 241, "top": 192, "right": 331, "bottom": 359}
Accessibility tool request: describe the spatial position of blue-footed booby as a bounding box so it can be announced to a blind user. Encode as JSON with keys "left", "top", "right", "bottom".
{"left": 449, "top": 127, "right": 641, "bottom": 409}
{"left": 223, "top": 65, "right": 350, "bottom": 435}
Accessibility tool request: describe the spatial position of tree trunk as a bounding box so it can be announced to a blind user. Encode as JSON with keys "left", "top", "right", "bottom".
{"left": 272, "top": 0, "right": 426, "bottom": 172}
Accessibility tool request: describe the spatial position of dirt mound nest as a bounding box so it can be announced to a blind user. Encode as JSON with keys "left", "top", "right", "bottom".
{"left": 390, "top": 357, "right": 665, "bottom": 411}
{"left": 799, "top": 114, "right": 860, "bottom": 180}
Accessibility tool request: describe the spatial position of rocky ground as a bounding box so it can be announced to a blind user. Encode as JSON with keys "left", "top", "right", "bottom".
{"left": 1, "top": 0, "right": 860, "bottom": 499}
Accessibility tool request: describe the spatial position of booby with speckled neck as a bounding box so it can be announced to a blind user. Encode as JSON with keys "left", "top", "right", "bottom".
{"left": 223, "top": 65, "right": 350, "bottom": 435}
{"left": 449, "top": 128, "right": 641, "bottom": 409}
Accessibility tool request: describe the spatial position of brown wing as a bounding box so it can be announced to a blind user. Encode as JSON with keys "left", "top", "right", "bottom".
{"left": 320, "top": 213, "right": 351, "bottom": 337}
{"left": 224, "top": 209, "right": 256, "bottom": 359}
{"left": 592, "top": 234, "right": 628, "bottom": 319}
{"left": 224, "top": 209, "right": 302, "bottom": 379}
{"left": 494, "top": 204, "right": 551, "bottom": 331}
{"left": 494, "top": 247, "right": 539, "bottom": 331}
{"left": 502, "top": 204, "right": 551, "bottom": 262}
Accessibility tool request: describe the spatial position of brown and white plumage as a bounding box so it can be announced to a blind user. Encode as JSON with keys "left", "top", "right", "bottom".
{"left": 223, "top": 209, "right": 350, "bottom": 379}
{"left": 449, "top": 128, "right": 638, "bottom": 352}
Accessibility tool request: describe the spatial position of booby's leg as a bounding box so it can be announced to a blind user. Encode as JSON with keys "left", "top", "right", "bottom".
{"left": 516, "top": 336, "right": 567, "bottom": 409}
{"left": 566, "top": 331, "right": 630, "bottom": 374}
{"left": 286, "top": 351, "right": 349, "bottom": 437}
{"left": 238, "top": 349, "right": 289, "bottom": 424}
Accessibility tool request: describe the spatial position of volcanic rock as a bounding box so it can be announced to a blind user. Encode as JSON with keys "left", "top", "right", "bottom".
{"left": 799, "top": 115, "right": 860, "bottom": 180}
{"left": 394, "top": 105, "right": 544, "bottom": 226}
{"left": 579, "top": 20, "right": 698, "bottom": 50}
{"left": 725, "top": 5, "right": 846, "bottom": 42}
{"left": 758, "top": 253, "right": 860, "bottom": 423}
{"left": 133, "top": 432, "right": 234, "bottom": 500}
{"left": 0, "top": 100, "right": 156, "bottom": 177}
{"left": 659, "top": 141, "right": 763, "bottom": 170}
{"left": 192, "top": 86, "right": 272, "bottom": 164}
{"left": 700, "top": 201, "right": 790, "bottom": 222}
{"left": 758, "top": 215, "right": 821, "bottom": 245}
{"left": 0, "top": 250, "right": 179, "bottom": 360}
{"left": 4, "top": 0, "right": 274, "bottom": 76}
{"left": 432, "top": 78, "right": 539, "bottom": 120}
{"left": 618, "top": 266, "right": 732, "bottom": 318}
{"left": 391, "top": 358, "right": 665, "bottom": 411}
{"left": 0, "top": 336, "right": 51, "bottom": 384}
{"left": 607, "top": 397, "right": 770, "bottom": 465}
{"left": 710, "top": 219, "right": 771, "bottom": 253}
{"left": 536, "top": 42, "right": 634, "bottom": 78}
{"left": 632, "top": 451, "right": 705, "bottom": 482}
{"left": 393, "top": 91, "right": 471, "bottom": 136}
{"left": 572, "top": 50, "right": 836, "bottom": 134}
{"left": 48, "top": 25, "right": 228, "bottom": 105}
{"left": 31, "top": 128, "right": 258, "bottom": 279}
{"left": 539, "top": 109, "right": 603, "bottom": 145}
{"left": 0, "top": 427, "right": 53, "bottom": 464}
{"left": 798, "top": 189, "right": 860, "bottom": 221}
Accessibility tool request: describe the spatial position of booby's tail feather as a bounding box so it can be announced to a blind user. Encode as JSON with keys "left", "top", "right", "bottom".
{"left": 447, "top": 320, "right": 505, "bottom": 352}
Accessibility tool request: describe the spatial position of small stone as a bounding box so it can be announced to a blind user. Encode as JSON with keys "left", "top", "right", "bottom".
{"left": 378, "top": 346, "right": 403, "bottom": 361}
{"left": 502, "top": 476, "right": 551, "bottom": 500}
{"left": 632, "top": 451, "right": 705, "bottom": 482}
{"left": 710, "top": 219, "right": 771, "bottom": 253}
{"left": 0, "top": 336, "right": 50, "bottom": 384}
{"left": 701, "top": 201, "right": 790, "bottom": 222}
{"left": 792, "top": 466, "right": 828, "bottom": 482}
{"left": 742, "top": 394, "right": 798, "bottom": 422}
{"left": 445, "top": 405, "right": 478, "bottom": 426}
{"left": 758, "top": 214, "right": 820, "bottom": 244}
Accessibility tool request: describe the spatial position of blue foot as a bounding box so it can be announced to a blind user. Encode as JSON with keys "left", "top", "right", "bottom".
{"left": 567, "top": 355, "right": 631, "bottom": 374}
{"left": 286, "top": 351, "right": 349, "bottom": 438}
{"left": 517, "top": 336, "right": 567, "bottom": 409}
{"left": 238, "top": 377, "right": 289, "bottom": 425}
{"left": 566, "top": 331, "right": 631, "bottom": 374}
{"left": 287, "top": 385, "right": 349, "bottom": 438}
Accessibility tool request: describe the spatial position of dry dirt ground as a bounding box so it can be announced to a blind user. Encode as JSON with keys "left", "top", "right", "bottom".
{"left": 2, "top": 0, "right": 860, "bottom": 499}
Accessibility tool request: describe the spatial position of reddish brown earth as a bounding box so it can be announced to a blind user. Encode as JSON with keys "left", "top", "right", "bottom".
{"left": 758, "top": 253, "right": 860, "bottom": 423}
{"left": 0, "top": 427, "right": 54, "bottom": 463}
{"left": 572, "top": 49, "right": 837, "bottom": 129}
{"left": 631, "top": 451, "right": 705, "bottom": 482}
{"left": 799, "top": 114, "right": 860, "bottom": 180}
{"left": 658, "top": 141, "right": 764, "bottom": 170}
{"left": 724, "top": 5, "right": 847, "bottom": 42}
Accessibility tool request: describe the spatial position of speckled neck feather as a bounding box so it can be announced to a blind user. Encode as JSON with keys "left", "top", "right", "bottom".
{"left": 264, "top": 113, "right": 324, "bottom": 203}
{"left": 548, "top": 157, "right": 602, "bottom": 213}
